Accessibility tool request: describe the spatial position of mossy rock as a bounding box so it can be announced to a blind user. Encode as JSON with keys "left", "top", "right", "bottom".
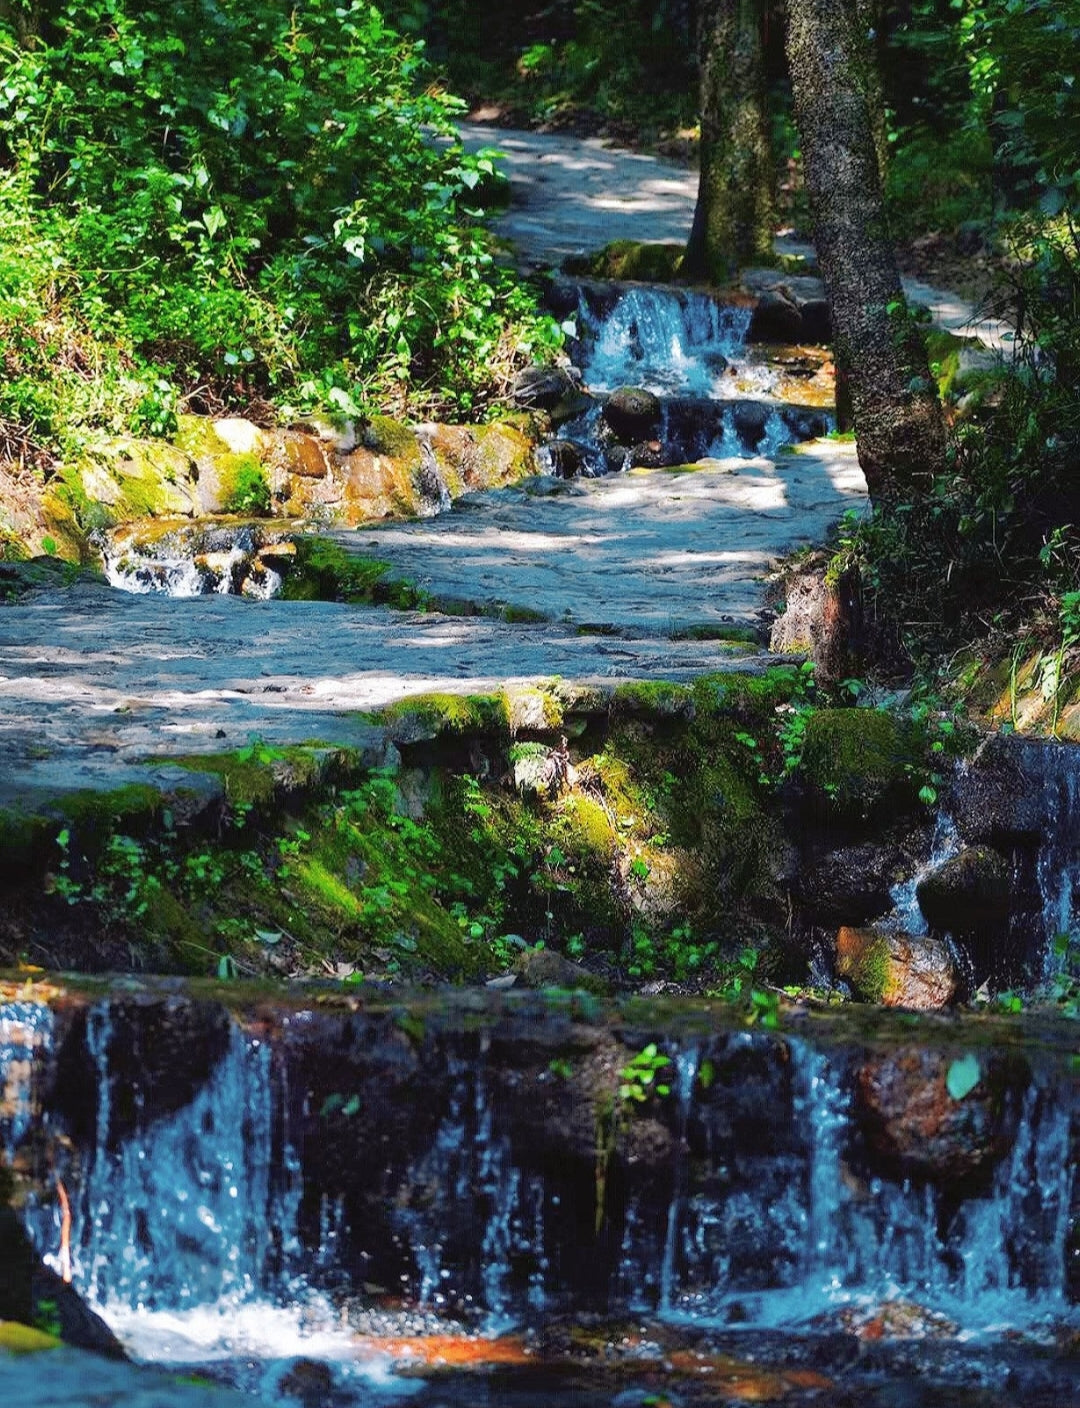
{"left": 796, "top": 708, "right": 919, "bottom": 821}
{"left": 0, "top": 1322, "right": 61, "bottom": 1355}
{"left": 280, "top": 538, "right": 393, "bottom": 604}
{"left": 64, "top": 438, "right": 198, "bottom": 528}
{"left": 554, "top": 794, "right": 617, "bottom": 859}
{"left": 582, "top": 240, "right": 686, "bottom": 283}
{"left": 378, "top": 692, "right": 510, "bottom": 743}
{"left": 361, "top": 415, "right": 422, "bottom": 465}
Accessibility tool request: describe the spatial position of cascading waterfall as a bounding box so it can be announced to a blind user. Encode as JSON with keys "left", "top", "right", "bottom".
{"left": 2, "top": 995, "right": 1076, "bottom": 1400}
{"left": 576, "top": 287, "right": 755, "bottom": 398}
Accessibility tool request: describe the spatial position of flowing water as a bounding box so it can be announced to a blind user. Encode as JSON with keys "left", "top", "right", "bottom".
{"left": 3, "top": 992, "right": 1078, "bottom": 1406}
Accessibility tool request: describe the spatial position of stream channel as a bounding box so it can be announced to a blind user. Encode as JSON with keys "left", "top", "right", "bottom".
{"left": 3, "top": 283, "right": 1079, "bottom": 1405}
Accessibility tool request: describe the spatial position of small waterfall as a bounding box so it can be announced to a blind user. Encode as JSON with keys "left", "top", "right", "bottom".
{"left": 887, "top": 811, "right": 964, "bottom": 937}
{"left": 577, "top": 286, "right": 753, "bottom": 397}
{"left": 53, "top": 1010, "right": 301, "bottom": 1313}
{"left": 2, "top": 996, "right": 1076, "bottom": 1375}
{"left": 103, "top": 522, "right": 287, "bottom": 599}
{"left": 0, "top": 998, "right": 54, "bottom": 1160}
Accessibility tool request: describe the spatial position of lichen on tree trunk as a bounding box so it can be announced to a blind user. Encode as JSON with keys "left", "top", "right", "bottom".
{"left": 684, "top": 0, "right": 775, "bottom": 283}
{"left": 785, "top": 0, "right": 946, "bottom": 503}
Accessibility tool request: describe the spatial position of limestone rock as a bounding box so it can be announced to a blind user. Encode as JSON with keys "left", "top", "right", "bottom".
{"left": 836, "top": 926, "right": 959, "bottom": 1008}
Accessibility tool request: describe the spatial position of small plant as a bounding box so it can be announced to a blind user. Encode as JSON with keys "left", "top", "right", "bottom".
{"left": 618, "top": 1043, "right": 671, "bottom": 1104}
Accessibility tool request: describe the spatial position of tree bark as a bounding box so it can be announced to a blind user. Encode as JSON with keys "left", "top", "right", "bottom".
{"left": 785, "top": 0, "right": 945, "bottom": 503}
{"left": 684, "top": 0, "right": 774, "bottom": 283}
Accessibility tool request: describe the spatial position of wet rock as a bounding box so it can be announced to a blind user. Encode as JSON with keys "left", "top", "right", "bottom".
{"left": 799, "top": 297, "right": 832, "bottom": 343}
{"left": 916, "top": 846, "right": 1012, "bottom": 933}
{"left": 947, "top": 736, "right": 1052, "bottom": 842}
{"left": 835, "top": 926, "right": 959, "bottom": 1008}
{"left": 602, "top": 388, "right": 662, "bottom": 444}
{"left": 854, "top": 1046, "right": 1029, "bottom": 1186}
{"left": 511, "top": 365, "right": 579, "bottom": 411}
{"left": 770, "top": 565, "right": 859, "bottom": 685}
{"left": 52, "top": 997, "right": 232, "bottom": 1145}
{"left": 747, "top": 288, "right": 803, "bottom": 343}
{"left": 791, "top": 842, "right": 903, "bottom": 925}
{"left": 732, "top": 401, "right": 770, "bottom": 448}
{"left": 781, "top": 406, "right": 830, "bottom": 440}
{"left": 542, "top": 438, "right": 587, "bottom": 478}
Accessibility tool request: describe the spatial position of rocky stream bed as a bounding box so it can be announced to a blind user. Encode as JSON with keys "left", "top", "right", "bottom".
{"left": 1, "top": 126, "right": 1077, "bottom": 1406}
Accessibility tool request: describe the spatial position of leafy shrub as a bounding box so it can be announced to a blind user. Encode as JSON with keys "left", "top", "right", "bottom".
{"left": 0, "top": 0, "right": 559, "bottom": 436}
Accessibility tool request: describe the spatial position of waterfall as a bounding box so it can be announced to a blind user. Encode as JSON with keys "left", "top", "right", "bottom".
{"left": 2, "top": 995, "right": 1076, "bottom": 1374}
{"left": 577, "top": 286, "right": 754, "bottom": 398}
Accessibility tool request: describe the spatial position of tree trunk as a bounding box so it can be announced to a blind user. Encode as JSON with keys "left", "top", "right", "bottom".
{"left": 684, "top": 0, "right": 774, "bottom": 283}
{"left": 853, "top": 0, "right": 889, "bottom": 180}
{"left": 785, "top": 0, "right": 945, "bottom": 503}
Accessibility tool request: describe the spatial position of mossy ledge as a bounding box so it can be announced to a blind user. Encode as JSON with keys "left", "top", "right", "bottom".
{"left": 1, "top": 673, "right": 955, "bottom": 998}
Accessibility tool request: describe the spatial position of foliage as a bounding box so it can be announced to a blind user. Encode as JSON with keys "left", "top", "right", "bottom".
{"left": 0, "top": 0, "right": 560, "bottom": 444}
{"left": 618, "top": 1043, "right": 671, "bottom": 1104}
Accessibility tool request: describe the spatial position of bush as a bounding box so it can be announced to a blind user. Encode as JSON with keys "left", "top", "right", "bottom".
{"left": 0, "top": 1, "right": 560, "bottom": 435}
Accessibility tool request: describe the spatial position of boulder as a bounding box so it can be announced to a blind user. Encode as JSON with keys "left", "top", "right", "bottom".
{"left": 792, "top": 842, "right": 903, "bottom": 925}
{"left": 916, "top": 846, "right": 1012, "bottom": 933}
{"left": 798, "top": 298, "right": 832, "bottom": 343}
{"left": 794, "top": 708, "right": 918, "bottom": 821}
{"left": 511, "top": 365, "right": 579, "bottom": 411}
{"left": 835, "top": 926, "right": 959, "bottom": 1009}
{"left": 854, "top": 1046, "right": 1029, "bottom": 1186}
{"left": 732, "top": 401, "right": 770, "bottom": 448}
{"left": 602, "top": 387, "right": 662, "bottom": 444}
{"left": 747, "top": 288, "right": 803, "bottom": 343}
{"left": 542, "top": 438, "right": 587, "bottom": 478}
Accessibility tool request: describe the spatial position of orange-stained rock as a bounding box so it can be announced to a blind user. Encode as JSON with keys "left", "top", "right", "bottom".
{"left": 854, "top": 1044, "right": 1029, "bottom": 1185}
{"left": 835, "top": 925, "right": 958, "bottom": 1009}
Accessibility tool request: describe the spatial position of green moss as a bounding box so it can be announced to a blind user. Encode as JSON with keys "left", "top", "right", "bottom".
{"left": 0, "top": 1323, "right": 61, "bottom": 1354}
{"left": 220, "top": 455, "right": 270, "bottom": 516}
{"left": 612, "top": 680, "right": 694, "bottom": 717}
{"left": 556, "top": 794, "right": 617, "bottom": 858}
{"left": 796, "top": 708, "right": 917, "bottom": 819}
{"left": 837, "top": 933, "right": 891, "bottom": 1002}
{"left": 583, "top": 240, "right": 686, "bottom": 282}
{"left": 671, "top": 623, "right": 760, "bottom": 643}
{"left": 472, "top": 422, "right": 534, "bottom": 486}
{"left": 500, "top": 603, "right": 549, "bottom": 624}
{"left": 379, "top": 691, "right": 509, "bottom": 738}
{"left": 362, "top": 415, "right": 421, "bottom": 464}
{"left": 281, "top": 537, "right": 392, "bottom": 603}
{"left": 924, "top": 329, "right": 965, "bottom": 398}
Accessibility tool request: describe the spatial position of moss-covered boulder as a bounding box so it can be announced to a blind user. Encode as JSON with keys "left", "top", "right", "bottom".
{"left": 795, "top": 708, "right": 920, "bottom": 822}
{"left": 835, "top": 925, "right": 959, "bottom": 1008}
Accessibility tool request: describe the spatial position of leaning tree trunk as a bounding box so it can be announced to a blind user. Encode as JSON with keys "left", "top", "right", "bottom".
{"left": 684, "top": 0, "right": 774, "bottom": 283}
{"left": 785, "top": 0, "right": 945, "bottom": 503}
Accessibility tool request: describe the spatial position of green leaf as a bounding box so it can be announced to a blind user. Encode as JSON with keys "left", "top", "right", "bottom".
{"left": 946, "top": 1053, "right": 981, "bottom": 1101}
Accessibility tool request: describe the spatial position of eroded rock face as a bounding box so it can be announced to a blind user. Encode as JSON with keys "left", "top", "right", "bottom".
{"left": 853, "top": 1046, "right": 1029, "bottom": 1187}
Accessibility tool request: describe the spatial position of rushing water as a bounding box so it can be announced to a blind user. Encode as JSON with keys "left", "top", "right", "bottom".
{"left": 3, "top": 991, "right": 1076, "bottom": 1408}
{"left": 575, "top": 286, "right": 757, "bottom": 399}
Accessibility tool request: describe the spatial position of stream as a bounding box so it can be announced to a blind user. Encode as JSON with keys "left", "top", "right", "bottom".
{"left": 2, "top": 988, "right": 1079, "bottom": 1406}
